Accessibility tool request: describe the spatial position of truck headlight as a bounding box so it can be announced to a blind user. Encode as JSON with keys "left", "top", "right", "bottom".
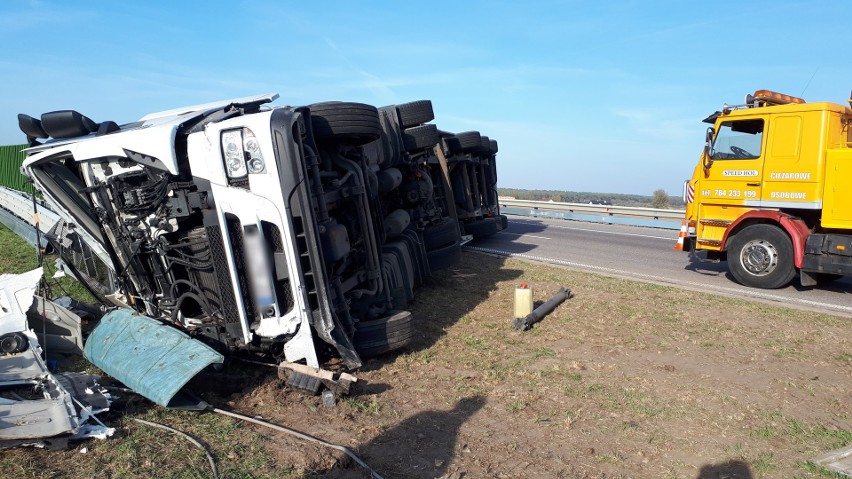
{"left": 220, "top": 128, "right": 265, "bottom": 179}
{"left": 245, "top": 136, "right": 266, "bottom": 174}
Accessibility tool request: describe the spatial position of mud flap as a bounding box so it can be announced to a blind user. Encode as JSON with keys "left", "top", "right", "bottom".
{"left": 84, "top": 310, "right": 224, "bottom": 407}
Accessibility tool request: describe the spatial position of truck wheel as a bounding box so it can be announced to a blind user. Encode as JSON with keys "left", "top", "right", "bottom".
{"left": 353, "top": 310, "right": 413, "bottom": 357}
{"left": 479, "top": 135, "right": 491, "bottom": 154}
{"left": 464, "top": 217, "right": 499, "bottom": 238}
{"left": 727, "top": 224, "right": 796, "bottom": 289}
{"left": 402, "top": 124, "right": 439, "bottom": 152}
{"left": 396, "top": 100, "right": 434, "bottom": 128}
{"left": 441, "top": 134, "right": 463, "bottom": 155}
{"left": 309, "top": 102, "right": 382, "bottom": 145}
{"left": 455, "top": 131, "right": 482, "bottom": 152}
{"left": 423, "top": 217, "right": 460, "bottom": 250}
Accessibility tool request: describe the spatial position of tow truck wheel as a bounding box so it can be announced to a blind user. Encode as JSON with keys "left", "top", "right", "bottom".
{"left": 727, "top": 224, "right": 796, "bottom": 289}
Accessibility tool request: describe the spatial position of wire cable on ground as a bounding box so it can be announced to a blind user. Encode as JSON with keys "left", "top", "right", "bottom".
{"left": 108, "top": 384, "right": 381, "bottom": 477}
{"left": 131, "top": 418, "right": 219, "bottom": 479}
{"left": 210, "top": 407, "right": 384, "bottom": 479}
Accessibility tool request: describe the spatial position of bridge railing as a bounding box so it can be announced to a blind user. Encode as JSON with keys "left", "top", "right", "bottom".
{"left": 498, "top": 198, "right": 684, "bottom": 230}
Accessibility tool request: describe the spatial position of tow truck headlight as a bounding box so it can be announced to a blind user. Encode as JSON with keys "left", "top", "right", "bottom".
{"left": 220, "top": 128, "right": 265, "bottom": 179}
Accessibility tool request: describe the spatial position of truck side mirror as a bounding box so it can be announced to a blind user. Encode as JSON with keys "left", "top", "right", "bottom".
{"left": 703, "top": 127, "right": 715, "bottom": 175}
{"left": 704, "top": 127, "right": 715, "bottom": 154}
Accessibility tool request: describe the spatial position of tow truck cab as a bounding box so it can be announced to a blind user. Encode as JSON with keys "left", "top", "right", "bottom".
{"left": 683, "top": 89, "right": 852, "bottom": 288}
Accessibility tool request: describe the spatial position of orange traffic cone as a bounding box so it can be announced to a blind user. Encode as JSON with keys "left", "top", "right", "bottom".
{"left": 674, "top": 220, "right": 688, "bottom": 251}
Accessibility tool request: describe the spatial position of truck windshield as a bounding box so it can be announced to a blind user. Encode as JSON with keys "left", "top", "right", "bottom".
{"left": 710, "top": 119, "right": 764, "bottom": 160}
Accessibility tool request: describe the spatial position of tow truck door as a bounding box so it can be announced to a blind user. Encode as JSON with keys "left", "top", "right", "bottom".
{"left": 701, "top": 118, "right": 766, "bottom": 208}
{"left": 761, "top": 112, "right": 822, "bottom": 210}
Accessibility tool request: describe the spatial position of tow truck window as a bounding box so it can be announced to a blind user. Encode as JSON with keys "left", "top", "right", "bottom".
{"left": 710, "top": 119, "right": 764, "bottom": 160}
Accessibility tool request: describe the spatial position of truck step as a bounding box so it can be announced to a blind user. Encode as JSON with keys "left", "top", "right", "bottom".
{"left": 697, "top": 238, "right": 722, "bottom": 246}
{"left": 699, "top": 219, "right": 732, "bottom": 227}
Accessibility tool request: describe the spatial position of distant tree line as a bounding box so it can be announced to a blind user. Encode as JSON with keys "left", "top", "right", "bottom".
{"left": 497, "top": 188, "right": 685, "bottom": 209}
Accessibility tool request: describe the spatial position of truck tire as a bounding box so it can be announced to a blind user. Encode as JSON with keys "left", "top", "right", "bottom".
{"left": 442, "top": 134, "right": 463, "bottom": 155}
{"left": 309, "top": 102, "right": 381, "bottom": 145}
{"left": 455, "top": 131, "right": 482, "bottom": 152}
{"left": 353, "top": 310, "right": 413, "bottom": 357}
{"left": 479, "top": 135, "right": 491, "bottom": 154}
{"left": 727, "top": 224, "right": 796, "bottom": 289}
{"left": 423, "top": 217, "right": 460, "bottom": 250}
{"left": 402, "top": 124, "right": 439, "bottom": 152}
{"left": 396, "top": 100, "right": 434, "bottom": 128}
{"left": 464, "top": 217, "right": 499, "bottom": 238}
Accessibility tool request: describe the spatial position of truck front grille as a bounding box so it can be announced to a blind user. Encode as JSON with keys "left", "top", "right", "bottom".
{"left": 262, "top": 221, "right": 294, "bottom": 314}
{"left": 224, "top": 214, "right": 256, "bottom": 325}
{"left": 292, "top": 216, "right": 319, "bottom": 311}
{"left": 205, "top": 224, "right": 243, "bottom": 339}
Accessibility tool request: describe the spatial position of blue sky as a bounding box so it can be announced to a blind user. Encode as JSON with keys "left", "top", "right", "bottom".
{"left": 1, "top": 1, "right": 850, "bottom": 195}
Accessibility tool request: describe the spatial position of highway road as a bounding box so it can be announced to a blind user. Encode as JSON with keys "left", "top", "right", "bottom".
{"left": 466, "top": 215, "right": 852, "bottom": 317}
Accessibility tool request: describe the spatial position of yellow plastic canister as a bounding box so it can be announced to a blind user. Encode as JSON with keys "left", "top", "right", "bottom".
{"left": 514, "top": 283, "right": 533, "bottom": 318}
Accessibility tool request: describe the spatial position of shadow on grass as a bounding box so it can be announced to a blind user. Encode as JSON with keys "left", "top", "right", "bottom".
{"left": 317, "top": 395, "right": 486, "bottom": 479}
{"left": 697, "top": 460, "right": 752, "bottom": 478}
{"left": 361, "top": 251, "right": 523, "bottom": 372}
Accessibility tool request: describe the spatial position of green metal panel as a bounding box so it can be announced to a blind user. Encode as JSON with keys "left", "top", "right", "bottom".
{"left": 0, "top": 144, "right": 32, "bottom": 193}
{"left": 84, "top": 309, "right": 224, "bottom": 407}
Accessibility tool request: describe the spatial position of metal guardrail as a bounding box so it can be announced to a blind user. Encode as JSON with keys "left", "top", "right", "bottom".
{"left": 0, "top": 186, "right": 60, "bottom": 248}
{"left": 499, "top": 198, "right": 685, "bottom": 230}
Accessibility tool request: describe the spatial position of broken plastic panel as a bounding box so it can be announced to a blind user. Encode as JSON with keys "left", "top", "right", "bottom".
{"left": 84, "top": 309, "right": 224, "bottom": 407}
{"left": 0, "top": 269, "right": 114, "bottom": 449}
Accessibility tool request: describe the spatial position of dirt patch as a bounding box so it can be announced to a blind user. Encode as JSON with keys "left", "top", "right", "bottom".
{"left": 2, "top": 252, "right": 849, "bottom": 478}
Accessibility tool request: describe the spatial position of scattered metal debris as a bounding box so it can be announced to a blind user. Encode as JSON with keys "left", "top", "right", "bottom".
{"left": 0, "top": 269, "right": 114, "bottom": 450}
{"left": 277, "top": 361, "right": 357, "bottom": 396}
{"left": 27, "top": 296, "right": 86, "bottom": 355}
{"left": 512, "top": 287, "right": 573, "bottom": 331}
{"left": 321, "top": 390, "right": 337, "bottom": 408}
{"left": 812, "top": 443, "right": 852, "bottom": 477}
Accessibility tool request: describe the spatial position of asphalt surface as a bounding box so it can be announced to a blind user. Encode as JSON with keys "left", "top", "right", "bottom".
{"left": 466, "top": 215, "right": 852, "bottom": 318}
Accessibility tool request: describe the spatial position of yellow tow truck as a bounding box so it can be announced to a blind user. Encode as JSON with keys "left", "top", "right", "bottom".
{"left": 681, "top": 89, "right": 852, "bottom": 288}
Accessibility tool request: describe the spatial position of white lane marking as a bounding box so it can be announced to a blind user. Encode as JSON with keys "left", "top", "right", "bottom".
{"left": 465, "top": 245, "right": 852, "bottom": 316}
{"left": 498, "top": 232, "right": 552, "bottom": 240}
{"left": 509, "top": 218, "right": 674, "bottom": 240}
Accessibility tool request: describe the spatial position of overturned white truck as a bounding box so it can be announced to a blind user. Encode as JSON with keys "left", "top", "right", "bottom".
{"left": 17, "top": 94, "right": 505, "bottom": 376}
